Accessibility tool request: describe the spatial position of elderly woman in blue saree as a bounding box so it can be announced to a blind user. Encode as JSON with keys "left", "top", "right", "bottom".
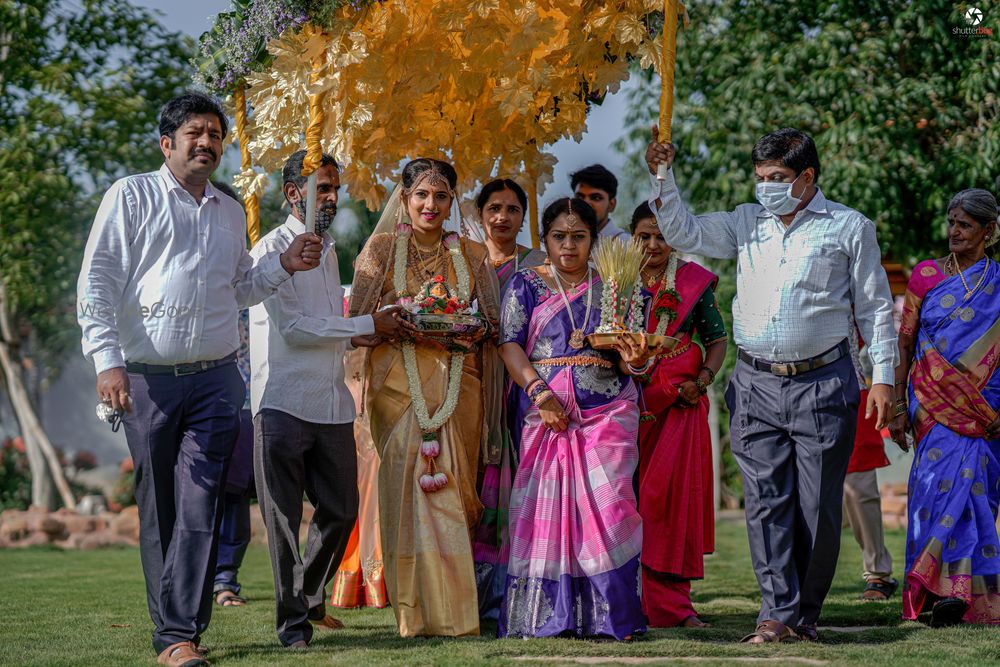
{"left": 496, "top": 197, "right": 653, "bottom": 640}
{"left": 889, "top": 189, "right": 1000, "bottom": 626}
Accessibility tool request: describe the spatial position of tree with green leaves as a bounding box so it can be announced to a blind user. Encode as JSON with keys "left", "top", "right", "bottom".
{"left": 614, "top": 2, "right": 996, "bottom": 507}
{"left": 616, "top": 0, "right": 998, "bottom": 265}
{"left": 0, "top": 0, "right": 193, "bottom": 508}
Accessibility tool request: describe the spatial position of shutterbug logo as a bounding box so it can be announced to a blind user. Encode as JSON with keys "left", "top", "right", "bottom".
{"left": 954, "top": 5, "right": 993, "bottom": 36}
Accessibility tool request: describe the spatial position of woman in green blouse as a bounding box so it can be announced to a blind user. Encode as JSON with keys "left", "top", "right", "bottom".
{"left": 631, "top": 202, "right": 728, "bottom": 628}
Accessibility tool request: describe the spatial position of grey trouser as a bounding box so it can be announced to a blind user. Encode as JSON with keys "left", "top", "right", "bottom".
{"left": 254, "top": 409, "right": 359, "bottom": 646}
{"left": 843, "top": 469, "right": 893, "bottom": 581}
{"left": 726, "top": 354, "right": 859, "bottom": 628}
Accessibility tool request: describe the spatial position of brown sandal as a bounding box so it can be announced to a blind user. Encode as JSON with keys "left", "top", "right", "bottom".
{"left": 310, "top": 614, "right": 345, "bottom": 630}
{"left": 157, "top": 641, "right": 209, "bottom": 666}
{"left": 740, "top": 620, "right": 800, "bottom": 644}
{"left": 861, "top": 577, "right": 898, "bottom": 601}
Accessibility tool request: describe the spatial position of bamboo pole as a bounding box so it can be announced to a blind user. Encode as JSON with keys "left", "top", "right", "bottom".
{"left": 301, "top": 49, "right": 327, "bottom": 234}
{"left": 527, "top": 168, "right": 540, "bottom": 249}
{"left": 234, "top": 85, "right": 261, "bottom": 245}
{"left": 657, "top": 0, "right": 680, "bottom": 180}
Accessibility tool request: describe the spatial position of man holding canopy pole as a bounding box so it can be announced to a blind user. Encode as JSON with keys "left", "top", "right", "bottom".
{"left": 644, "top": 128, "right": 897, "bottom": 643}
{"left": 249, "top": 150, "right": 405, "bottom": 649}
{"left": 643, "top": 1, "right": 895, "bottom": 642}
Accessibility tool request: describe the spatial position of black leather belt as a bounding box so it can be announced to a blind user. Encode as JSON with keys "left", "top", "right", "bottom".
{"left": 126, "top": 352, "right": 237, "bottom": 376}
{"left": 737, "top": 339, "right": 849, "bottom": 377}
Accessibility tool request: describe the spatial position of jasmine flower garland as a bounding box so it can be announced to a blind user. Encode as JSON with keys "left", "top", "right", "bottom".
{"left": 627, "top": 283, "right": 645, "bottom": 332}
{"left": 598, "top": 278, "right": 617, "bottom": 332}
{"left": 393, "top": 222, "right": 470, "bottom": 493}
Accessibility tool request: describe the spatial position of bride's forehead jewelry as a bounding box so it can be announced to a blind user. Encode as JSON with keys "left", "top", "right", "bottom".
{"left": 408, "top": 165, "right": 449, "bottom": 192}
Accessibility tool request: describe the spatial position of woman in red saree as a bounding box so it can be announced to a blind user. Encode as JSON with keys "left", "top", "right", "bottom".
{"left": 631, "top": 203, "right": 727, "bottom": 628}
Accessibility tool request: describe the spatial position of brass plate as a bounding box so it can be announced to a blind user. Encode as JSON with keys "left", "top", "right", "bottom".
{"left": 585, "top": 332, "right": 679, "bottom": 351}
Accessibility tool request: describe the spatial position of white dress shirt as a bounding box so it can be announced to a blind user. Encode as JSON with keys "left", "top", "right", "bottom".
{"left": 649, "top": 171, "right": 898, "bottom": 385}
{"left": 77, "top": 164, "right": 290, "bottom": 373}
{"left": 249, "top": 215, "right": 375, "bottom": 425}
{"left": 598, "top": 220, "right": 632, "bottom": 243}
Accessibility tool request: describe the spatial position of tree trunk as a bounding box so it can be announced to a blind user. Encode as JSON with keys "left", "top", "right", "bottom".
{"left": 0, "top": 285, "right": 75, "bottom": 510}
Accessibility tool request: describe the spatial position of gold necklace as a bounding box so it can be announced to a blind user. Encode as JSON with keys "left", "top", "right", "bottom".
{"left": 489, "top": 242, "right": 519, "bottom": 268}
{"left": 410, "top": 238, "right": 444, "bottom": 279}
{"left": 951, "top": 252, "right": 989, "bottom": 300}
{"left": 412, "top": 234, "right": 442, "bottom": 252}
{"left": 641, "top": 264, "right": 666, "bottom": 288}
{"left": 551, "top": 266, "right": 592, "bottom": 349}
{"left": 552, "top": 266, "right": 587, "bottom": 288}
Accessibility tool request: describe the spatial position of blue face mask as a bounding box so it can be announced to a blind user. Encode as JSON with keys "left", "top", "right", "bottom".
{"left": 755, "top": 174, "right": 803, "bottom": 216}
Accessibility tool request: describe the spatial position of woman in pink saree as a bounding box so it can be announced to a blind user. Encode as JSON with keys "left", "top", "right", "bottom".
{"left": 497, "top": 197, "right": 653, "bottom": 640}
{"left": 889, "top": 189, "right": 1000, "bottom": 627}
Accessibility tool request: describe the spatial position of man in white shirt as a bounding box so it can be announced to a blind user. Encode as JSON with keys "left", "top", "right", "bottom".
{"left": 645, "top": 128, "right": 896, "bottom": 644}
{"left": 571, "top": 163, "right": 631, "bottom": 243}
{"left": 250, "top": 150, "right": 403, "bottom": 649}
{"left": 77, "top": 92, "right": 322, "bottom": 667}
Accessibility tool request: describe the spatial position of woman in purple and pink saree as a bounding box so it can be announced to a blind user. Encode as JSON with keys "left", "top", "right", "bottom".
{"left": 496, "top": 197, "right": 652, "bottom": 641}
{"left": 889, "top": 189, "right": 1000, "bottom": 627}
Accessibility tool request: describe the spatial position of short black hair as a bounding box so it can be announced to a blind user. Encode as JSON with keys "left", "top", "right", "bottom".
{"left": 751, "top": 128, "right": 821, "bottom": 183}
{"left": 629, "top": 202, "right": 655, "bottom": 233}
{"left": 541, "top": 197, "right": 599, "bottom": 241}
{"left": 282, "top": 149, "right": 339, "bottom": 190}
{"left": 211, "top": 180, "right": 241, "bottom": 203}
{"left": 159, "top": 91, "right": 229, "bottom": 140}
{"left": 401, "top": 158, "right": 458, "bottom": 191}
{"left": 570, "top": 164, "right": 618, "bottom": 199}
{"left": 476, "top": 179, "right": 528, "bottom": 213}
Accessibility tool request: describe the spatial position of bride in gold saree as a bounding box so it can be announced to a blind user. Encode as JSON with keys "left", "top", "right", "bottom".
{"left": 348, "top": 158, "right": 502, "bottom": 637}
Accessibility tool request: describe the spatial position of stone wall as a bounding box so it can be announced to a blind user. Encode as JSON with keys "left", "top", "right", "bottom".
{"left": 0, "top": 503, "right": 311, "bottom": 549}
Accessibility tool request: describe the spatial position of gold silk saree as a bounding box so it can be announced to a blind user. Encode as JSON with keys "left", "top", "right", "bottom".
{"left": 349, "top": 232, "right": 501, "bottom": 637}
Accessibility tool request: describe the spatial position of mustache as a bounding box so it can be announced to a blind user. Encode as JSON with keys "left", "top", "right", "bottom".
{"left": 189, "top": 148, "right": 217, "bottom": 161}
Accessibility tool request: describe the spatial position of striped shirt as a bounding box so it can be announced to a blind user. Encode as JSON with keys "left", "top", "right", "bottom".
{"left": 648, "top": 171, "right": 898, "bottom": 385}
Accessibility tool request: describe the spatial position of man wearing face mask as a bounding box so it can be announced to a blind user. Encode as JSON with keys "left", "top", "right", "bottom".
{"left": 644, "top": 128, "right": 897, "bottom": 644}
{"left": 249, "top": 150, "right": 405, "bottom": 649}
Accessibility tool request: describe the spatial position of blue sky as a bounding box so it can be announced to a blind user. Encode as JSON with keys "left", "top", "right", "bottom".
{"left": 138, "top": 1, "right": 636, "bottom": 213}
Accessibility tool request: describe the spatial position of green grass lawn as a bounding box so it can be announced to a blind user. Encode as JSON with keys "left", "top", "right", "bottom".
{"left": 1, "top": 515, "right": 998, "bottom": 666}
